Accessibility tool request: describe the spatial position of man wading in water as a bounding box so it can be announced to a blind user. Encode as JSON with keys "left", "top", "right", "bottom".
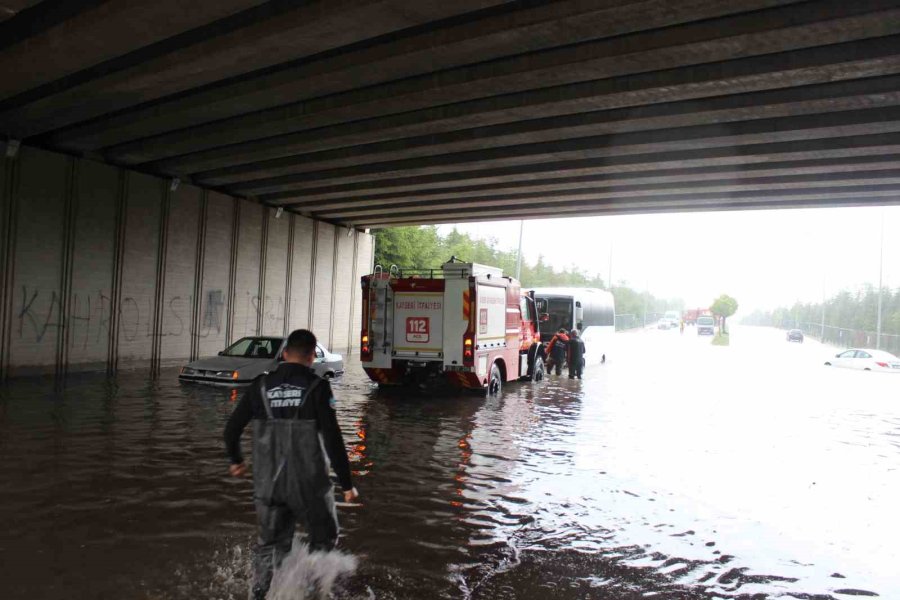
{"left": 224, "top": 329, "right": 358, "bottom": 600}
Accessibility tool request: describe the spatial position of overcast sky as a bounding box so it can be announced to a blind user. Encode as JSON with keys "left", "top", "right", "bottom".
{"left": 436, "top": 206, "right": 900, "bottom": 313}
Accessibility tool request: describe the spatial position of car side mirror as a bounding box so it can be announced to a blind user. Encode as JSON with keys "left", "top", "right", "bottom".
{"left": 835, "top": 353, "right": 841, "bottom": 358}
{"left": 540, "top": 313, "right": 550, "bottom": 322}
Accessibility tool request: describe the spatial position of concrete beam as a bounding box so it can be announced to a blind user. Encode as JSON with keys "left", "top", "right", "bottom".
{"left": 42, "top": 0, "right": 802, "bottom": 152}
{"left": 192, "top": 76, "right": 900, "bottom": 186}
{"left": 258, "top": 133, "right": 900, "bottom": 202}
{"left": 0, "top": 0, "right": 508, "bottom": 138}
{"left": 311, "top": 170, "right": 900, "bottom": 218}
{"left": 221, "top": 107, "right": 900, "bottom": 195}
{"left": 0, "top": 1, "right": 268, "bottom": 103}
{"left": 349, "top": 186, "right": 900, "bottom": 227}
{"left": 278, "top": 157, "right": 900, "bottom": 209}
{"left": 142, "top": 34, "right": 900, "bottom": 177}
{"left": 361, "top": 196, "right": 900, "bottom": 229}
{"left": 98, "top": 1, "right": 900, "bottom": 166}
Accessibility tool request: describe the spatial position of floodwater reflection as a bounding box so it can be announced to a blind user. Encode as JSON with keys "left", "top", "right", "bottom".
{"left": 1, "top": 326, "right": 898, "bottom": 599}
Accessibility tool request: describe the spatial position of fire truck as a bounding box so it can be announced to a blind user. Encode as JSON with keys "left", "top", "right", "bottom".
{"left": 360, "top": 258, "right": 545, "bottom": 394}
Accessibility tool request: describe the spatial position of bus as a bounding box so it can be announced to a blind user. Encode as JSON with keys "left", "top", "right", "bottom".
{"left": 531, "top": 287, "right": 615, "bottom": 363}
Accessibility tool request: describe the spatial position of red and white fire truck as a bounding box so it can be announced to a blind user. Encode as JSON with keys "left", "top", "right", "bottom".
{"left": 360, "top": 258, "right": 545, "bottom": 394}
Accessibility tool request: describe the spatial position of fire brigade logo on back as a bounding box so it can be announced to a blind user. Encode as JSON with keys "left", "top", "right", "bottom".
{"left": 267, "top": 384, "right": 307, "bottom": 408}
{"left": 479, "top": 308, "right": 488, "bottom": 334}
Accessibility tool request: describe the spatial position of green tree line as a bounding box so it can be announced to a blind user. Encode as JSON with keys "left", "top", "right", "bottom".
{"left": 741, "top": 284, "right": 900, "bottom": 334}
{"left": 374, "top": 226, "right": 685, "bottom": 324}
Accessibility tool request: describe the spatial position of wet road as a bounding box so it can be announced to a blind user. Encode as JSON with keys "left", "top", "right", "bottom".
{"left": 1, "top": 326, "right": 898, "bottom": 599}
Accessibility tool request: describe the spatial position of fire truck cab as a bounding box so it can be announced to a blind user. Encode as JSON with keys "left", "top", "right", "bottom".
{"left": 360, "top": 258, "right": 545, "bottom": 394}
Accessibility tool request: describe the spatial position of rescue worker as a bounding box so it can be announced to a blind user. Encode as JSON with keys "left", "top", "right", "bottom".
{"left": 567, "top": 328, "right": 586, "bottom": 380}
{"left": 224, "top": 329, "right": 358, "bottom": 600}
{"left": 545, "top": 328, "right": 570, "bottom": 375}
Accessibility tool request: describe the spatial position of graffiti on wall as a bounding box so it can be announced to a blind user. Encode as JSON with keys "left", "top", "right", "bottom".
{"left": 14, "top": 286, "right": 236, "bottom": 348}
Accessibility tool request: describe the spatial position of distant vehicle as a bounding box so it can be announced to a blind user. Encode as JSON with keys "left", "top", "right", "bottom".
{"left": 786, "top": 329, "right": 804, "bottom": 343}
{"left": 179, "top": 336, "right": 343, "bottom": 385}
{"left": 532, "top": 287, "right": 615, "bottom": 359}
{"left": 683, "top": 308, "right": 711, "bottom": 326}
{"left": 824, "top": 348, "right": 900, "bottom": 372}
{"left": 664, "top": 310, "right": 681, "bottom": 327}
{"left": 657, "top": 317, "right": 671, "bottom": 330}
{"left": 697, "top": 315, "right": 715, "bottom": 335}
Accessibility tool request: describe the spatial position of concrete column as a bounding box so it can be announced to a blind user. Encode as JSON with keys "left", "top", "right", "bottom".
{"left": 225, "top": 196, "right": 240, "bottom": 345}
{"left": 56, "top": 156, "right": 78, "bottom": 378}
{"left": 189, "top": 191, "right": 209, "bottom": 361}
{"left": 0, "top": 155, "right": 16, "bottom": 380}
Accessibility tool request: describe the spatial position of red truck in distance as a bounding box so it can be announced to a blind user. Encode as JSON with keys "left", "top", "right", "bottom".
{"left": 682, "top": 308, "right": 712, "bottom": 326}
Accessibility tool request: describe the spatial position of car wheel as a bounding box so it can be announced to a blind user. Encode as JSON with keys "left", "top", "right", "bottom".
{"left": 824, "top": 362, "right": 832, "bottom": 366}
{"left": 531, "top": 357, "right": 545, "bottom": 382}
{"left": 864, "top": 368, "right": 871, "bottom": 371}
{"left": 487, "top": 364, "right": 502, "bottom": 396}
{"left": 324, "top": 372, "right": 334, "bottom": 379}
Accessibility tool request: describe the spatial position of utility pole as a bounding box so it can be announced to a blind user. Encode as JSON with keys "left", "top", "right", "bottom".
{"left": 643, "top": 276, "right": 649, "bottom": 328}
{"left": 515, "top": 220, "right": 524, "bottom": 281}
{"left": 820, "top": 273, "right": 826, "bottom": 342}
{"left": 876, "top": 208, "right": 885, "bottom": 349}
{"left": 608, "top": 241, "right": 613, "bottom": 290}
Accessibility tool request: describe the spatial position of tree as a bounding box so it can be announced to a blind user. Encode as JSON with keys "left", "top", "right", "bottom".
{"left": 711, "top": 294, "right": 739, "bottom": 334}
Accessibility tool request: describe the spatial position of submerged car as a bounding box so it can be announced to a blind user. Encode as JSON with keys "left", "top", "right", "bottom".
{"left": 824, "top": 348, "right": 900, "bottom": 372}
{"left": 786, "top": 329, "right": 804, "bottom": 343}
{"left": 179, "top": 336, "right": 344, "bottom": 385}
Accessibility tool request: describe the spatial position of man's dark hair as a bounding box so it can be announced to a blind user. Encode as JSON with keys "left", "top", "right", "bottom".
{"left": 285, "top": 329, "right": 317, "bottom": 356}
{"left": 558, "top": 328, "right": 567, "bottom": 334}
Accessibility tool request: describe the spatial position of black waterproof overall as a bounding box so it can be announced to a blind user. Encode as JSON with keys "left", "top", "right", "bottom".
{"left": 251, "top": 377, "right": 339, "bottom": 599}
{"left": 567, "top": 337, "right": 585, "bottom": 379}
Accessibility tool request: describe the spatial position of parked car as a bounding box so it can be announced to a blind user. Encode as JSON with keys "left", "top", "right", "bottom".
{"left": 824, "top": 348, "right": 900, "bottom": 372}
{"left": 179, "top": 336, "right": 344, "bottom": 385}
{"left": 786, "top": 329, "right": 804, "bottom": 343}
{"left": 657, "top": 318, "right": 671, "bottom": 330}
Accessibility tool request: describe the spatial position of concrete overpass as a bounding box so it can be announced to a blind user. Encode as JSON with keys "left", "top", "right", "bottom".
{"left": 2, "top": 0, "right": 900, "bottom": 376}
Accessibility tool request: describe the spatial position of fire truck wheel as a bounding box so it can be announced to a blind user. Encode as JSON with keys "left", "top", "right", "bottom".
{"left": 531, "top": 357, "right": 545, "bottom": 382}
{"left": 487, "top": 364, "right": 502, "bottom": 396}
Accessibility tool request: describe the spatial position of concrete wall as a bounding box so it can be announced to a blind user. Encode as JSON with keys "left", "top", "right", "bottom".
{"left": 0, "top": 146, "right": 372, "bottom": 378}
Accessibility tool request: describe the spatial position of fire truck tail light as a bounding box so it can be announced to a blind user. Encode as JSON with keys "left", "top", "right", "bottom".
{"left": 463, "top": 333, "right": 474, "bottom": 365}
{"left": 361, "top": 331, "right": 372, "bottom": 359}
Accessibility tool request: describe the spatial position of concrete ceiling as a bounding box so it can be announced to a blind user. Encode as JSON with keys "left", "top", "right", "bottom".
{"left": 3, "top": 0, "right": 900, "bottom": 228}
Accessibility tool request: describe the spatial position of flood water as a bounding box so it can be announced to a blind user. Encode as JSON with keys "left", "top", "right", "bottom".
{"left": 2, "top": 326, "right": 898, "bottom": 599}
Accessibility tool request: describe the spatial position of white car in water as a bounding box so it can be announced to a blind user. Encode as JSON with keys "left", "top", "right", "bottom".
{"left": 179, "top": 336, "right": 344, "bottom": 385}
{"left": 824, "top": 348, "right": 900, "bottom": 372}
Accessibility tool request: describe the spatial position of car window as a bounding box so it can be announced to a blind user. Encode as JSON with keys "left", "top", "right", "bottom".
{"left": 857, "top": 351, "right": 871, "bottom": 359}
{"left": 222, "top": 337, "right": 281, "bottom": 358}
{"left": 838, "top": 350, "right": 857, "bottom": 358}
{"left": 315, "top": 345, "right": 325, "bottom": 359}
{"left": 223, "top": 338, "right": 253, "bottom": 356}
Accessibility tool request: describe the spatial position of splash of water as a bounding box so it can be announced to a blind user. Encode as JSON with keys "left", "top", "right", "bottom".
{"left": 267, "top": 542, "right": 358, "bottom": 600}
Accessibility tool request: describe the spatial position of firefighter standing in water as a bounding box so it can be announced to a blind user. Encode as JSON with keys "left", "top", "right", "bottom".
{"left": 567, "top": 328, "right": 586, "bottom": 379}
{"left": 545, "top": 328, "right": 570, "bottom": 375}
{"left": 224, "top": 329, "right": 358, "bottom": 600}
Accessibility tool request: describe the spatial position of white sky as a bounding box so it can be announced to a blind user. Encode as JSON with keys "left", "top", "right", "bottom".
{"left": 436, "top": 206, "right": 900, "bottom": 313}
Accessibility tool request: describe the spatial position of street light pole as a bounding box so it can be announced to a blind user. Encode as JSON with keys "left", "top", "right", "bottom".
{"left": 515, "top": 219, "right": 524, "bottom": 281}
{"left": 876, "top": 208, "right": 885, "bottom": 349}
{"left": 608, "top": 241, "right": 613, "bottom": 290}
{"left": 820, "top": 273, "right": 826, "bottom": 342}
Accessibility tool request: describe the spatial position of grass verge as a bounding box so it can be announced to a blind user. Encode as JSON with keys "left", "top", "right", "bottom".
{"left": 712, "top": 331, "right": 730, "bottom": 346}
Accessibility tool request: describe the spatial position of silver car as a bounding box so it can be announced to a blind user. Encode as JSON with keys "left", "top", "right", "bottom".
{"left": 179, "top": 336, "right": 344, "bottom": 385}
